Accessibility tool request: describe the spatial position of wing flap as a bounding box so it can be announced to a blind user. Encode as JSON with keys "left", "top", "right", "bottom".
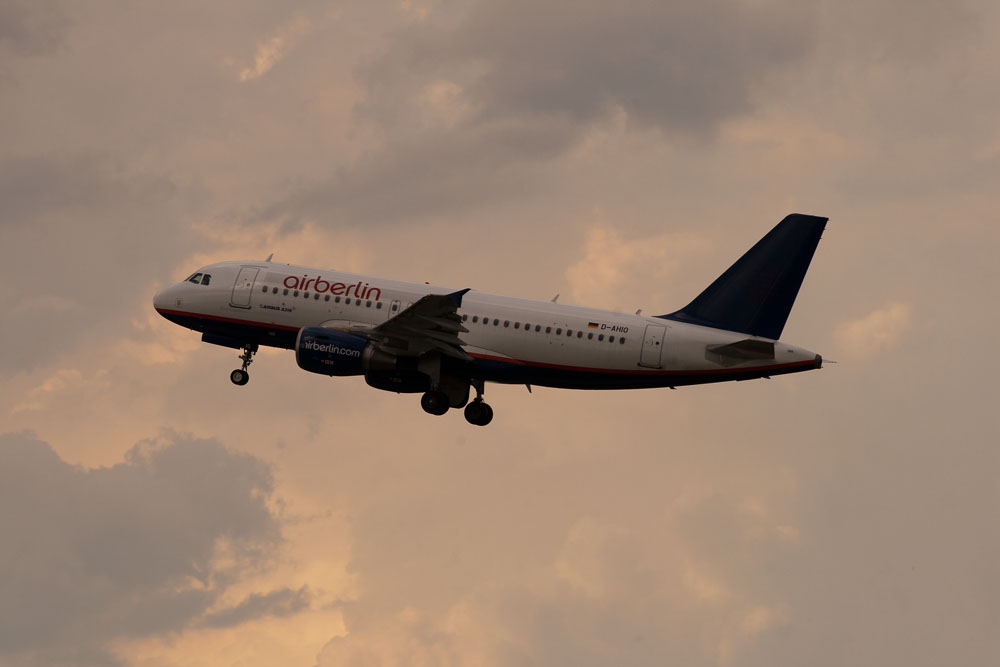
{"left": 369, "top": 289, "right": 473, "bottom": 362}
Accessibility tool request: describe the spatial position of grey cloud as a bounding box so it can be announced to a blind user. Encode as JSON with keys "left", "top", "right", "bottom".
{"left": 262, "top": 117, "right": 574, "bottom": 227}
{"left": 265, "top": 1, "right": 819, "bottom": 226}
{"left": 441, "top": 0, "right": 814, "bottom": 132}
{"left": 199, "top": 586, "right": 311, "bottom": 629}
{"left": 0, "top": 432, "right": 286, "bottom": 665}
{"left": 266, "top": 0, "right": 987, "bottom": 227}
{"left": 360, "top": 0, "right": 817, "bottom": 133}
{"left": 0, "top": 153, "right": 187, "bottom": 376}
{"left": 0, "top": 0, "right": 72, "bottom": 57}
{"left": 0, "top": 154, "right": 176, "bottom": 226}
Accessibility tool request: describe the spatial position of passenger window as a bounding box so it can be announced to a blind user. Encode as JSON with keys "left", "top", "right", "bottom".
{"left": 494, "top": 319, "right": 499, "bottom": 326}
{"left": 588, "top": 333, "right": 594, "bottom": 340}
{"left": 535, "top": 325, "right": 541, "bottom": 332}
{"left": 504, "top": 320, "right": 510, "bottom": 328}
{"left": 293, "top": 290, "right": 299, "bottom": 297}
{"left": 577, "top": 331, "right": 583, "bottom": 338}
{"left": 556, "top": 328, "right": 562, "bottom": 335}
{"left": 546, "top": 327, "right": 552, "bottom": 334}
{"left": 377, "top": 302, "right": 382, "bottom": 309}
{"left": 620, "top": 338, "right": 626, "bottom": 344}
{"left": 356, "top": 299, "right": 362, "bottom": 306}
{"left": 598, "top": 334, "right": 604, "bottom": 341}
{"left": 609, "top": 336, "right": 615, "bottom": 343}
{"left": 366, "top": 301, "right": 372, "bottom": 308}
{"left": 261, "top": 286, "right": 267, "bottom": 293}
{"left": 273, "top": 287, "right": 278, "bottom": 294}
{"left": 201, "top": 274, "right": 211, "bottom": 285}
{"left": 472, "top": 316, "right": 479, "bottom": 323}
{"left": 462, "top": 314, "right": 468, "bottom": 321}
{"left": 325, "top": 295, "right": 330, "bottom": 302}
{"left": 514, "top": 322, "right": 520, "bottom": 329}
{"left": 524, "top": 322, "right": 530, "bottom": 330}
{"left": 304, "top": 292, "right": 309, "bottom": 298}
{"left": 283, "top": 288, "right": 289, "bottom": 296}
{"left": 335, "top": 296, "right": 341, "bottom": 303}
{"left": 567, "top": 329, "right": 572, "bottom": 336}
{"left": 314, "top": 293, "right": 320, "bottom": 300}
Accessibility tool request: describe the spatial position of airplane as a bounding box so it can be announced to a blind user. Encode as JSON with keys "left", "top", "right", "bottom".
{"left": 153, "top": 213, "right": 826, "bottom": 426}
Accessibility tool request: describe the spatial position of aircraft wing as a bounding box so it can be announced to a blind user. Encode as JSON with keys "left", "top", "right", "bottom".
{"left": 366, "top": 288, "right": 472, "bottom": 361}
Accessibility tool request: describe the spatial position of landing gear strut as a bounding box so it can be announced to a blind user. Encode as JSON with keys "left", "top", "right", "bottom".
{"left": 230, "top": 343, "right": 258, "bottom": 386}
{"left": 464, "top": 378, "right": 493, "bottom": 426}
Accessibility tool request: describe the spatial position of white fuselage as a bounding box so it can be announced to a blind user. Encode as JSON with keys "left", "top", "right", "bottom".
{"left": 154, "top": 261, "right": 821, "bottom": 390}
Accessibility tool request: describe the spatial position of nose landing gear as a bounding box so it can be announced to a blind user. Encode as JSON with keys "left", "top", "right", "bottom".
{"left": 230, "top": 343, "right": 258, "bottom": 386}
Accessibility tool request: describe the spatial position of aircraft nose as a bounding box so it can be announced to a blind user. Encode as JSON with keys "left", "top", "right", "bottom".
{"left": 153, "top": 285, "right": 173, "bottom": 312}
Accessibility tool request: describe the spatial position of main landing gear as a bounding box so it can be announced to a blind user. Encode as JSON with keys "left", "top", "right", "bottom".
{"left": 230, "top": 343, "right": 258, "bottom": 386}
{"left": 464, "top": 378, "right": 493, "bottom": 426}
{"left": 463, "top": 400, "right": 493, "bottom": 427}
{"left": 420, "top": 378, "right": 493, "bottom": 426}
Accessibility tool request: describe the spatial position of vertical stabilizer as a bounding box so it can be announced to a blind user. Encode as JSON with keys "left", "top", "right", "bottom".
{"left": 658, "top": 214, "right": 827, "bottom": 340}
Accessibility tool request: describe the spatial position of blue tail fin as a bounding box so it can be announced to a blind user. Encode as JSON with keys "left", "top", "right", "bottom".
{"left": 658, "top": 213, "right": 827, "bottom": 340}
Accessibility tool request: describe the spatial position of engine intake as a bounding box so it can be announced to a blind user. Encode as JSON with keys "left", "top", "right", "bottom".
{"left": 295, "top": 327, "right": 396, "bottom": 376}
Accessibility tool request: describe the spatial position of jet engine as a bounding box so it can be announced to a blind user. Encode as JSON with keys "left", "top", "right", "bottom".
{"left": 295, "top": 327, "right": 396, "bottom": 376}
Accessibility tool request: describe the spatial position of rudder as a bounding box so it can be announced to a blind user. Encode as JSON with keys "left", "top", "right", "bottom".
{"left": 658, "top": 213, "right": 827, "bottom": 340}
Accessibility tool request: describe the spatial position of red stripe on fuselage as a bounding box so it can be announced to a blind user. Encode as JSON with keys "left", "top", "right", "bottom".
{"left": 467, "top": 352, "right": 815, "bottom": 376}
{"left": 154, "top": 308, "right": 301, "bottom": 332}
{"left": 157, "top": 307, "right": 814, "bottom": 378}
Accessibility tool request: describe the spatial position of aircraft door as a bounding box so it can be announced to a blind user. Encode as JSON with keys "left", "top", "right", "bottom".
{"left": 230, "top": 267, "right": 260, "bottom": 309}
{"left": 639, "top": 324, "right": 665, "bottom": 368}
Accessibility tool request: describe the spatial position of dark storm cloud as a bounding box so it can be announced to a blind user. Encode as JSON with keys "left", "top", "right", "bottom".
{"left": 0, "top": 432, "right": 286, "bottom": 665}
{"left": 266, "top": 0, "right": 818, "bottom": 225}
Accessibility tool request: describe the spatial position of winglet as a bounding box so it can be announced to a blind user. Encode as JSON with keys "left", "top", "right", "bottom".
{"left": 447, "top": 288, "right": 471, "bottom": 307}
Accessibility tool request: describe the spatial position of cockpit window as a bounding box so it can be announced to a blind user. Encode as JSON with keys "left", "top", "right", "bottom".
{"left": 187, "top": 273, "right": 203, "bottom": 284}
{"left": 201, "top": 274, "right": 211, "bottom": 285}
{"left": 185, "top": 272, "right": 212, "bottom": 285}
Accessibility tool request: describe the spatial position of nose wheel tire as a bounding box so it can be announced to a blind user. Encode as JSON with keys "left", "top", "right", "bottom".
{"left": 464, "top": 400, "right": 493, "bottom": 426}
{"left": 230, "top": 369, "right": 250, "bottom": 386}
{"left": 421, "top": 390, "right": 450, "bottom": 416}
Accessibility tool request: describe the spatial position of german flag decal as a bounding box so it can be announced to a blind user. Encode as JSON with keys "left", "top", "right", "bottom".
{"left": 588, "top": 322, "right": 599, "bottom": 329}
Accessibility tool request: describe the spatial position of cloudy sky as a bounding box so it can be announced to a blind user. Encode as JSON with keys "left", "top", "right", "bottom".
{"left": 1, "top": 0, "right": 998, "bottom": 664}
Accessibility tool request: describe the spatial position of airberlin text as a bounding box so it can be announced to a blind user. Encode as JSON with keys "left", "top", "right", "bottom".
{"left": 283, "top": 275, "right": 382, "bottom": 300}
{"left": 301, "top": 340, "right": 362, "bottom": 357}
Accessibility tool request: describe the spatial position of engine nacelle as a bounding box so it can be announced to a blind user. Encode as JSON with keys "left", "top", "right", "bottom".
{"left": 295, "top": 327, "right": 395, "bottom": 376}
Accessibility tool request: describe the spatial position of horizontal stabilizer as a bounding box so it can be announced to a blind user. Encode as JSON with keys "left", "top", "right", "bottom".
{"left": 705, "top": 339, "right": 775, "bottom": 366}
{"left": 659, "top": 214, "right": 826, "bottom": 340}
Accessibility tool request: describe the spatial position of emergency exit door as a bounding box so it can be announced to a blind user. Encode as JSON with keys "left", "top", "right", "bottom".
{"left": 639, "top": 324, "right": 665, "bottom": 368}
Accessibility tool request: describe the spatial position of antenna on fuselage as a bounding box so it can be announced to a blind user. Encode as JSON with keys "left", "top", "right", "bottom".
{"left": 551, "top": 293, "right": 559, "bottom": 303}
{"left": 265, "top": 253, "right": 274, "bottom": 262}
